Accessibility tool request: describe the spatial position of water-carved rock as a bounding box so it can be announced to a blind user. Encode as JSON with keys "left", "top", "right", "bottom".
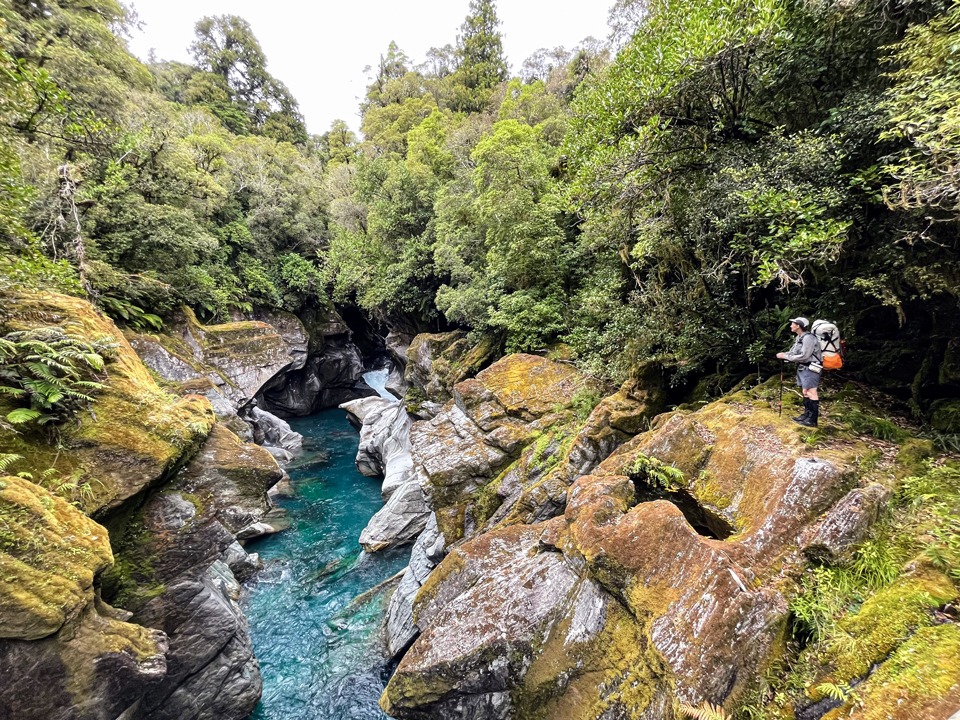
{"left": 383, "top": 392, "right": 894, "bottom": 717}
{"left": 340, "top": 396, "right": 429, "bottom": 552}
{"left": 0, "top": 476, "right": 168, "bottom": 719}
{"left": 404, "top": 331, "right": 499, "bottom": 402}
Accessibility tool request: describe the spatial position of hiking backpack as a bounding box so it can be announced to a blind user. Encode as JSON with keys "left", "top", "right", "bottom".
{"left": 812, "top": 319, "right": 844, "bottom": 370}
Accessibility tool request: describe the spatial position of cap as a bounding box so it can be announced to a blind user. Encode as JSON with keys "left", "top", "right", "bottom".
{"left": 789, "top": 317, "right": 809, "bottom": 329}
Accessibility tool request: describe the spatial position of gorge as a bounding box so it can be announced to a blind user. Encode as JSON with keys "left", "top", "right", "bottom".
{"left": 2, "top": 0, "right": 960, "bottom": 718}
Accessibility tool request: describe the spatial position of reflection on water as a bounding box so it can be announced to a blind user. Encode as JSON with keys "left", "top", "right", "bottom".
{"left": 242, "top": 410, "right": 408, "bottom": 720}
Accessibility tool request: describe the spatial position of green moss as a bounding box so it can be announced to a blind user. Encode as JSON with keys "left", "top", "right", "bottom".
{"left": 825, "top": 624, "right": 960, "bottom": 720}
{"left": 411, "top": 550, "right": 468, "bottom": 626}
{"left": 694, "top": 470, "right": 732, "bottom": 511}
{"left": 0, "top": 475, "right": 114, "bottom": 640}
{"left": 515, "top": 592, "right": 669, "bottom": 720}
{"left": 896, "top": 438, "right": 935, "bottom": 476}
{"left": 469, "top": 469, "right": 509, "bottom": 527}
{"left": 822, "top": 570, "right": 957, "bottom": 684}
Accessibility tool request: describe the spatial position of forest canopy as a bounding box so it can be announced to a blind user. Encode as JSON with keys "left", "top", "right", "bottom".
{"left": 1, "top": 0, "right": 958, "bottom": 421}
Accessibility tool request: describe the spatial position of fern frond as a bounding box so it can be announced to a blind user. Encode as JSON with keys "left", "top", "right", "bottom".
{"left": 679, "top": 702, "right": 729, "bottom": 720}
{"left": 0, "top": 453, "right": 23, "bottom": 471}
{"left": 7, "top": 408, "right": 41, "bottom": 424}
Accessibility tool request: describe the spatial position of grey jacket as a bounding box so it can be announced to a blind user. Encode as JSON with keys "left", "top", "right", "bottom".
{"left": 784, "top": 332, "right": 822, "bottom": 366}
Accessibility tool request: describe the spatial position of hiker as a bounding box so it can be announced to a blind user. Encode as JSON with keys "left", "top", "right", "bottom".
{"left": 776, "top": 316, "right": 823, "bottom": 427}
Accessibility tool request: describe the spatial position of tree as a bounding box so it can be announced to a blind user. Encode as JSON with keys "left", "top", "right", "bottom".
{"left": 450, "top": 0, "right": 509, "bottom": 112}
{"left": 190, "top": 15, "right": 307, "bottom": 143}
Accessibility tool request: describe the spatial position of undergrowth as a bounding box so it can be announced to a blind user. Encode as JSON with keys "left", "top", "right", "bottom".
{"left": 737, "top": 460, "right": 960, "bottom": 719}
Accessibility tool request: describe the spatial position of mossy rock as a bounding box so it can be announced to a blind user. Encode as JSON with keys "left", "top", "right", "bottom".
{"left": 0, "top": 475, "right": 113, "bottom": 640}
{"left": 823, "top": 623, "right": 960, "bottom": 720}
{"left": 938, "top": 338, "right": 960, "bottom": 386}
{"left": 0, "top": 291, "right": 215, "bottom": 515}
{"left": 929, "top": 398, "right": 960, "bottom": 433}
{"left": 405, "top": 331, "right": 501, "bottom": 400}
{"left": 468, "top": 353, "right": 584, "bottom": 421}
{"left": 821, "top": 569, "right": 957, "bottom": 685}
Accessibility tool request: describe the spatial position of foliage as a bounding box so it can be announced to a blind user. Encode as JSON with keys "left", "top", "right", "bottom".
{"left": 625, "top": 453, "right": 685, "bottom": 491}
{"left": 678, "top": 701, "right": 728, "bottom": 720}
{"left": 880, "top": 4, "right": 960, "bottom": 215}
{"left": 898, "top": 463, "right": 960, "bottom": 580}
{"left": 189, "top": 15, "right": 307, "bottom": 144}
{"left": 0, "top": 327, "right": 114, "bottom": 427}
{"left": 571, "top": 386, "right": 602, "bottom": 421}
{"left": 450, "top": 0, "right": 508, "bottom": 112}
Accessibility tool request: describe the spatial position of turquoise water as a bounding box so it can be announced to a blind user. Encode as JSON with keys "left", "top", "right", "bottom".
{"left": 242, "top": 409, "right": 410, "bottom": 720}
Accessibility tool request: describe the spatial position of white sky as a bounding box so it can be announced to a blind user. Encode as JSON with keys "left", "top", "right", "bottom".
{"left": 126, "top": 0, "right": 613, "bottom": 136}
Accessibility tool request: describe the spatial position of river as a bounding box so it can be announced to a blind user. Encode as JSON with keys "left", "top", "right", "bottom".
{"left": 242, "top": 371, "right": 409, "bottom": 719}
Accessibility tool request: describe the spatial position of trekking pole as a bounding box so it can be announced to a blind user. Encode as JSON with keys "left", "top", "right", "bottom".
{"left": 778, "top": 362, "right": 784, "bottom": 418}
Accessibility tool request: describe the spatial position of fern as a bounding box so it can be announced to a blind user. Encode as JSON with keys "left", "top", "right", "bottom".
{"left": 0, "top": 327, "right": 115, "bottom": 428}
{"left": 679, "top": 701, "right": 729, "bottom": 720}
{"left": 625, "top": 452, "right": 686, "bottom": 491}
{"left": 816, "top": 682, "right": 851, "bottom": 701}
{"left": 0, "top": 453, "right": 23, "bottom": 472}
{"left": 6, "top": 407, "right": 42, "bottom": 424}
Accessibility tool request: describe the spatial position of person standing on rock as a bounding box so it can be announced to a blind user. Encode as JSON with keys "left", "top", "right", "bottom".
{"left": 776, "top": 316, "right": 823, "bottom": 427}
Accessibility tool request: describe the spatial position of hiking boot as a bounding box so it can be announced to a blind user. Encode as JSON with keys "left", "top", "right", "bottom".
{"left": 793, "top": 399, "right": 811, "bottom": 422}
{"left": 795, "top": 400, "right": 820, "bottom": 427}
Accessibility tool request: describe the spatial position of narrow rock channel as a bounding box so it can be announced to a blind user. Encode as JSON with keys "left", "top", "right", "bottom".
{"left": 241, "top": 370, "right": 410, "bottom": 720}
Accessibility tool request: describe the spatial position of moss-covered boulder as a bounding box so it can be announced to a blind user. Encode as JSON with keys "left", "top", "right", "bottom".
{"left": 382, "top": 520, "right": 672, "bottom": 720}
{"left": 100, "top": 469, "right": 265, "bottom": 718}
{"left": 0, "top": 476, "right": 168, "bottom": 719}
{"left": 0, "top": 291, "right": 214, "bottom": 516}
{"left": 129, "top": 306, "right": 309, "bottom": 412}
{"left": 412, "top": 353, "right": 586, "bottom": 541}
{"left": 823, "top": 623, "right": 960, "bottom": 720}
{"left": 387, "top": 390, "right": 896, "bottom": 717}
{"left": 0, "top": 475, "right": 113, "bottom": 640}
{"left": 173, "top": 424, "right": 282, "bottom": 537}
{"left": 405, "top": 331, "right": 500, "bottom": 402}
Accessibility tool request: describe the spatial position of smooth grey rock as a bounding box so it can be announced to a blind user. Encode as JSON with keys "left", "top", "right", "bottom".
{"left": 385, "top": 330, "right": 414, "bottom": 367}
{"left": 263, "top": 446, "right": 294, "bottom": 465}
{"left": 0, "top": 604, "right": 168, "bottom": 720}
{"left": 359, "top": 481, "right": 430, "bottom": 552}
{"left": 220, "top": 542, "right": 261, "bottom": 584}
{"left": 175, "top": 425, "right": 284, "bottom": 536}
{"left": 340, "top": 396, "right": 430, "bottom": 552}
{"left": 802, "top": 483, "right": 891, "bottom": 563}
{"left": 386, "top": 514, "right": 446, "bottom": 658}
{"left": 385, "top": 364, "right": 408, "bottom": 399}
{"left": 383, "top": 524, "right": 603, "bottom": 720}
{"left": 257, "top": 338, "right": 372, "bottom": 415}
{"left": 253, "top": 310, "right": 309, "bottom": 372}
{"left": 129, "top": 336, "right": 203, "bottom": 384}
{"left": 134, "top": 567, "right": 260, "bottom": 720}
{"left": 246, "top": 406, "right": 303, "bottom": 453}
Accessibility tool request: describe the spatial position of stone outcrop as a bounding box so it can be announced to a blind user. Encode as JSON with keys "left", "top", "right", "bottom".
{"left": 0, "top": 291, "right": 215, "bottom": 517}
{"left": 129, "top": 307, "right": 308, "bottom": 410}
{"left": 256, "top": 308, "right": 372, "bottom": 416}
{"left": 386, "top": 353, "right": 647, "bottom": 664}
{"left": 101, "top": 423, "right": 280, "bottom": 720}
{"left": 381, "top": 389, "right": 894, "bottom": 718}
{"left": 411, "top": 353, "right": 587, "bottom": 543}
{"left": 0, "top": 291, "right": 281, "bottom": 720}
{"left": 340, "top": 396, "right": 430, "bottom": 552}
{"left": 128, "top": 309, "right": 313, "bottom": 460}
{"left": 404, "top": 331, "right": 499, "bottom": 403}
{"left": 244, "top": 405, "right": 303, "bottom": 455}
{"left": 0, "top": 476, "right": 168, "bottom": 719}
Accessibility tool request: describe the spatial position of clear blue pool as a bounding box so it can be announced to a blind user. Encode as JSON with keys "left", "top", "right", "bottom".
{"left": 242, "top": 409, "right": 410, "bottom": 720}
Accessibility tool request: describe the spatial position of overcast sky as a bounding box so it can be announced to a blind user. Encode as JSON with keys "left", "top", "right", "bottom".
{"left": 126, "top": 0, "right": 613, "bottom": 136}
